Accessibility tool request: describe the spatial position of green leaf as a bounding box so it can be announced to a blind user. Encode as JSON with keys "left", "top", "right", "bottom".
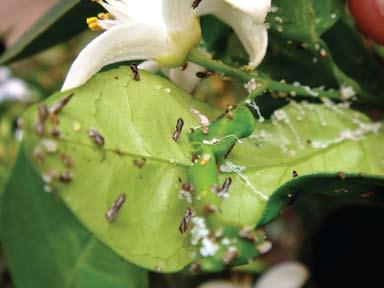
{"left": 19, "top": 68, "right": 384, "bottom": 272}
{"left": 266, "top": 0, "right": 383, "bottom": 105}
{"left": 219, "top": 102, "right": 384, "bottom": 227}
{"left": 267, "top": 0, "right": 343, "bottom": 42}
{"left": 20, "top": 68, "right": 218, "bottom": 272}
{"left": 323, "top": 16, "right": 384, "bottom": 99}
{"left": 1, "top": 147, "right": 148, "bottom": 288}
{"left": 260, "top": 33, "right": 338, "bottom": 88}
{"left": 0, "top": 0, "right": 99, "bottom": 64}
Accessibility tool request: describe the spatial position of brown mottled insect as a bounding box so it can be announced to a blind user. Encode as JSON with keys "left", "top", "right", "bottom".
{"left": 59, "top": 170, "right": 72, "bottom": 183}
{"left": 225, "top": 104, "right": 235, "bottom": 119}
{"left": 60, "top": 153, "right": 73, "bottom": 168}
{"left": 179, "top": 207, "right": 193, "bottom": 234}
{"left": 190, "top": 262, "right": 201, "bottom": 273}
{"left": 181, "top": 62, "right": 189, "bottom": 71}
{"left": 195, "top": 70, "right": 214, "bottom": 79}
{"left": 49, "top": 93, "right": 74, "bottom": 115}
{"left": 292, "top": 170, "right": 298, "bottom": 178}
{"left": 218, "top": 177, "right": 232, "bottom": 199}
{"left": 114, "top": 148, "right": 123, "bottom": 156}
{"left": 33, "top": 146, "right": 45, "bottom": 164}
{"left": 191, "top": 154, "right": 199, "bottom": 163}
{"left": 36, "top": 104, "right": 49, "bottom": 136}
{"left": 51, "top": 127, "right": 61, "bottom": 138}
{"left": 225, "top": 104, "right": 236, "bottom": 113}
{"left": 182, "top": 183, "right": 195, "bottom": 192}
{"left": 192, "top": 0, "right": 202, "bottom": 10}
{"left": 130, "top": 64, "right": 140, "bottom": 81}
{"left": 202, "top": 204, "right": 217, "bottom": 215}
{"left": 226, "top": 111, "right": 234, "bottom": 120}
{"left": 106, "top": 193, "right": 126, "bottom": 223}
{"left": 88, "top": 128, "right": 105, "bottom": 147}
{"left": 239, "top": 227, "right": 257, "bottom": 242}
{"left": 172, "top": 118, "right": 184, "bottom": 142}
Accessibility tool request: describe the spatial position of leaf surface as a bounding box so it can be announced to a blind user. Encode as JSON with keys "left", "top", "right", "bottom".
{"left": 1, "top": 147, "right": 148, "bottom": 288}
{"left": 20, "top": 69, "right": 384, "bottom": 272}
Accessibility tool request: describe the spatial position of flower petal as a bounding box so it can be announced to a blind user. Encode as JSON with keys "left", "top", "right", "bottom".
{"left": 162, "top": 0, "right": 195, "bottom": 31}
{"left": 61, "top": 24, "right": 167, "bottom": 91}
{"left": 168, "top": 62, "right": 203, "bottom": 93}
{"left": 138, "top": 60, "right": 162, "bottom": 72}
{"left": 98, "top": 0, "right": 133, "bottom": 22}
{"left": 254, "top": 262, "right": 309, "bottom": 288}
{"left": 197, "top": 1, "right": 268, "bottom": 68}
{"left": 225, "top": 0, "right": 271, "bottom": 23}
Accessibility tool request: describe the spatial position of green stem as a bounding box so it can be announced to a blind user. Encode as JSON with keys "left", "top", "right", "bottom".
{"left": 187, "top": 107, "right": 266, "bottom": 272}
{"left": 187, "top": 47, "right": 341, "bottom": 101}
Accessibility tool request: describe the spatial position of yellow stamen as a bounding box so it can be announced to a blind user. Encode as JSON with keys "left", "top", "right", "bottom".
{"left": 88, "top": 22, "right": 103, "bottom": 32}
{"left": 98, "top": 12, "right": 114, "bottom": 20}
{"left": 86, "top": 17, "right": 98, "bottom": 25}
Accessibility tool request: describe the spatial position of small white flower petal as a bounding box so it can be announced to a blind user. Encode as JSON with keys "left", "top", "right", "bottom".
{"left": 62, "top": 24, "right": 167, "bottom": 91}
{"left": 0, "top": 78, "right": 30, "bottom": 102}
{"left": 118, "top": 0, "right": 164, "bottom": 26}
{"left": 197, "top": 1, "right": 268, "bottom": 68}
{"left": 168, "top": 62, "right": 203, "bottom": 93}
{"left": 138, "top": 60, "right": 162, "bottom": 72}
{"left": 98, "top": 0, "right": 133, "bottom": 22}
{"left": 254, "top": 262, "right": 309, "bottom": 288}
{"left": 198, "top": 280, "right": 234, "bottom": 288}
{"left": 225, "top": 0, "right": 271, "bottom": 23}
{"left": 162, "top": 0, "right": 195, "bottom": 31}
{"left": 0, "top": 67, "right": 11, "bottom": 83}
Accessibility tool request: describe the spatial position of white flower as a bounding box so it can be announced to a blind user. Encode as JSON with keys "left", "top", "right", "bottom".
{"left": 141, "top": 0, "right": 271, "bottom": 93}
{"left": 197, "top": 0, "right": 270, "bottom": 68}
{"left": 139, "top": 59, "right": 203, "bottom": 93}
{"left": 62, "top": 0, "right": 270, "bottom": 91}
{"left": 254, "top": 262, "right": 309, "bottom": 288}
{"left": 0, "top": 67, "right": 31, "bottom": 103}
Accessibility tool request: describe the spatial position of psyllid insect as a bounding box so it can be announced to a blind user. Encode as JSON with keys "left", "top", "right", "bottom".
{"left": 130, "top": 64, "right": 140, "bottom": 81}
{"left": 88, "top": 128, "right": 105, "bottom": 147}
{"left": 195, "top": 70, "right": 214, "bottom": 79}
{"left": 218, "top": 177, "right": 232, "bottom": 199}
{"left": 49, "top": 93, "right": 74, "bottom": 115}
{"left": 106, "top": 193, "right": 126, "bottom": 223}
{"left": 172, "top": 118, "right": 184, "bottom": 142}
{"left": 36, "top": 104, "right": 49, "bottom": 137}
{"left": 192, "top": 0, "right": 202, "bottom": 9}
{"left": 59, "top": 170, "right": 72, "bottom": 183}
{"left": 179, "top": 207, "right": 193, "bottom": 234}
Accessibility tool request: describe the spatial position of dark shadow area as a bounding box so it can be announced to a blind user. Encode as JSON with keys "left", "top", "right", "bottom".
{"left": 310, "top": 206, "right": 384, "bottom": 288}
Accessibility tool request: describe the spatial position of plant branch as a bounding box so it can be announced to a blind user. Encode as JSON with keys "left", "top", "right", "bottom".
{"left": 187, "top": 47, "right": 342, "bottom": 101}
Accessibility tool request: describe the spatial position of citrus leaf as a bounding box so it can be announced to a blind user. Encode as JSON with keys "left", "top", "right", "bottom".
{"left": 219, "top": 102, "right": 384, "bottom": 227}
{"left": 267, "top": 0, "right": 343, "bottom": 42}
{"left": 0, "top": 0, "right": 99, "bottom": 64}
{"left": 19, "top": 68, "right": 384, "bottom": 272}
{"left": 323, "top": 16, "right": 384, "bottom": 99}
{"left": 20, "top": 68, "right": 218, "bottom": 272}
{"left": 1, "top": 147, "right": 148, "bottom": 288}
{"left": 266, "top": 0, "right": 384, "bottom": 105}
